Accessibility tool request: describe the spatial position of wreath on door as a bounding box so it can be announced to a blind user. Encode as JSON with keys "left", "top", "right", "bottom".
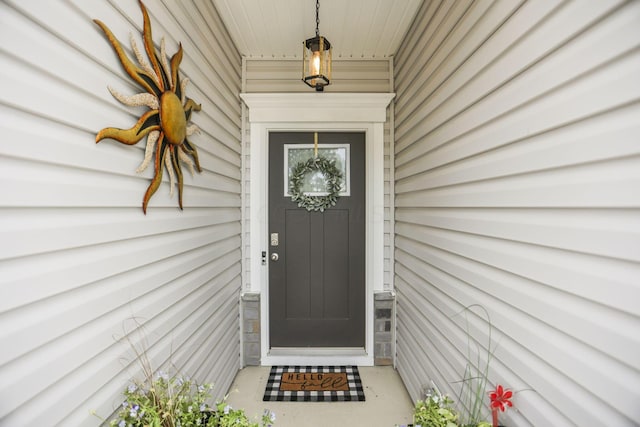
{"left": 289, "top": 156, "right": 342, "bottom": 212}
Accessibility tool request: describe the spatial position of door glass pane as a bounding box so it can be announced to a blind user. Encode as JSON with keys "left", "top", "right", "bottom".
{"left": 284, "top": 144, "right": 350, "bottom": 197}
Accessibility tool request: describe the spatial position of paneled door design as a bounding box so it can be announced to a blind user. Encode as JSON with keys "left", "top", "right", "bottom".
{"left": 268, "top": 132, "right": 365, "bottom": 347}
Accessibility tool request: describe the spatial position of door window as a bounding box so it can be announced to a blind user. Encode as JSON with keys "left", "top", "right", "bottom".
{"left": 284, "top": 144, "right": 350, "bottom": 196}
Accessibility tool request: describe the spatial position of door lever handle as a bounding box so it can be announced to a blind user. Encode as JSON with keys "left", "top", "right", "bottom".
{"left": 270, "top": 253, "right": 279, "bottom": 261}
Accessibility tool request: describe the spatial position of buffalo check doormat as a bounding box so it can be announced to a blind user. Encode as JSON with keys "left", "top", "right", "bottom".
{"left": 263, "top": 366, "right": 365, "bottom": 402}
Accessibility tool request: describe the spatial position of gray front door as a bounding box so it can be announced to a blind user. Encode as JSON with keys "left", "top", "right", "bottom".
{"left": 268, "top": 132, "right": 365, "bottom": 348}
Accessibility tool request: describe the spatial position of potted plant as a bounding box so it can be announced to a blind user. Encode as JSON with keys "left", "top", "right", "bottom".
{"left": 93, "top": 328, "right": 275, "bottom": 427}
{"left": 399, "top": 306, "right": 517, "bottom": 427}
{"left": 94, "top": 369, "right": 275, "bottom": 427}
{"left": 399, "top": 386, "right": 509, "bottom": 427}
{"left": 413, "top": 389, "right": 459, "bottom": 427}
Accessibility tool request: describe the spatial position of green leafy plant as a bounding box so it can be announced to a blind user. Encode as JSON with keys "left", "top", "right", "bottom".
{"left": 96, "top": 370, "right": 275, "bottom": 427}
{"left": 412, "top": 389, "right": 459, "bottom": 427}
{"left": 108, "top": 371, "right": 211, "bottom": 427}
{"left": 93, "top": 325, "right": 275, "bottom": 427}
{"left": 398, "top": 305, "right": 525, "bottom": 427}
{"left": 207, "top": 402, "right": 276, "bottom": 427}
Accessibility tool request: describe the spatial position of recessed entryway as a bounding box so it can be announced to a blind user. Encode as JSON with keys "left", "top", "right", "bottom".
{"left": 241, "top": 93, "right": 394, "bottom": 366}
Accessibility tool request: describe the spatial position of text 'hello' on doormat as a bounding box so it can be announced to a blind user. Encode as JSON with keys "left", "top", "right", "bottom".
{"left": 263, "top": 366, "right": 365, "bottom": 402}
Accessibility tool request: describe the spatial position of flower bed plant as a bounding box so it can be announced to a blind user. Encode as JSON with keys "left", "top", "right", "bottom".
{"left": 96, "top": 369, "right": 275, "bottom": 427}
{"left": 93, "top": 327, "right": 275, "bottom": 427}
{"left": 412, "top": 390, "right": 460, "bottom": 427}
{"left": 397, "top": 386, "right": 509, "bottom": 427}
{"left": 398, "top": 305, "right": 519, "bottom": 427}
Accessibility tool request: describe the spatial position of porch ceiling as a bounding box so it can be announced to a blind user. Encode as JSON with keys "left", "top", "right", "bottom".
{"left": 212, "top": 0, "right": 423, "bottom": 59}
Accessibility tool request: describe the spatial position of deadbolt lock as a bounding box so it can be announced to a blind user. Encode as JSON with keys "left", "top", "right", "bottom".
{"left": 270, "top": 253, "right": 279, "bottom": 261}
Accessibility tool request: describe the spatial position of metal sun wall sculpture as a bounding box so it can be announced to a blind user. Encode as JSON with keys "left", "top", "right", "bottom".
{"left": 94, "top": 0, "right": 202, "bottom": 214}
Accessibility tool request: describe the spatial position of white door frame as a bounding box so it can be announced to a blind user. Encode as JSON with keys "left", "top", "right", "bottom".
{"left": 241, "top": 93, "right": 394, "bottom": 366}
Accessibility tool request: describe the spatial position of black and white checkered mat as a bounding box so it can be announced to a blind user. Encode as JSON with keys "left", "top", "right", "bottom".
{"left": 263, "top": 365, "right": 365, "bottom": 402}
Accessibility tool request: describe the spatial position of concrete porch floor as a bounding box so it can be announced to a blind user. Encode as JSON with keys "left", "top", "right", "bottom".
{"left": 224, "top": 366, "right": 414, "bottom": 427}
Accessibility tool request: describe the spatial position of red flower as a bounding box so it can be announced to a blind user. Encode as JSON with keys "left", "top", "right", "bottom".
{"left": 490, "top": 384, "right": 513, "bottom": 412}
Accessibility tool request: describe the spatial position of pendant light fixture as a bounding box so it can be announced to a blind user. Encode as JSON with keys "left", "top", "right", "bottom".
{"left": 302, "top": 0, "right": 332, "bottom": 91}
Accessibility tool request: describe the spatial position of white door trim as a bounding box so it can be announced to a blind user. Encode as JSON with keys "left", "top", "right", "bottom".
{"left": 241, "top": 93, "right": 394, "bottom": 366}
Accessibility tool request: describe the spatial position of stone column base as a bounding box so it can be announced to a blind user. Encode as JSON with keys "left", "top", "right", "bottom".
{"left": 374, "top": 291, "right": 395, "bottom": 366}
{"left": 241, "top": 293, "right": 261, "bottom": 366}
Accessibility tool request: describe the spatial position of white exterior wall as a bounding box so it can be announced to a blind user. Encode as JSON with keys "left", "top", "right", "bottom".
{"left": 0, "top": 1, "right": 242, "bottom": 426}
{"left": 394, "top": 1, "right": 640, "bottom": 426}
{"left": 242, "top": 58, "right": 395, "bottom": 292}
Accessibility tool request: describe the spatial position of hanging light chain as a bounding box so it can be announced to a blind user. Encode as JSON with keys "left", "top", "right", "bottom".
{"left": 315, "top": 0, "right": 320, "bottom": 37}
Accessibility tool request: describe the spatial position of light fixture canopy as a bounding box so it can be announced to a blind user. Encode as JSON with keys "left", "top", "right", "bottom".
{"left": 302, "top": 0, "right": 332, "bottom": 91}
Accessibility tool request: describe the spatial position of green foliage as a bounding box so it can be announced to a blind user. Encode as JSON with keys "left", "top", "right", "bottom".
{"left": 402, "top": 390, "right": 494, "bottom": 427}
{"left": 413, "top": 391, "right": 459, "bottom": 427}
{"left": 103, "top": 371, "right": 275, "bottom": 427}
{"left": 208, "top": 402, "right": 276, "bottom": 427}
{"left": 92, "top": 326, "right": 275, "bottom": 427}
{"left": 107, "top": 372, "right": 211, "bottom": 427}
{"left": 289, "top": 156, "right": 342, "bottom": 212}
{"left": 400, "top": 306, "right": 510, "bottom": 427}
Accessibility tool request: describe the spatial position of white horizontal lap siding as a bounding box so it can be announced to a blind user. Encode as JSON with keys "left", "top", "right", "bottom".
{"left": 244, "top": 58, "right": 391, "bottom": 93}
{"left": 242, "top": 58, "right": 395, "bottom": 290}
{"left": 394, "top": 1, "right": 640, "bottom": 426}
{"left": 0, "top": 1, "right": 242, "bottom": 426}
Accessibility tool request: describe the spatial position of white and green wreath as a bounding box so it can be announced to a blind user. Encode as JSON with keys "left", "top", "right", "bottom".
{"left": 289, "top": 156, "right": 343, "bottom": 212}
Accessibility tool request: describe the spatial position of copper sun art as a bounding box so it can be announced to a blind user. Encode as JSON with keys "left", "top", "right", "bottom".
{"left": 94, "top": 0, "right": 202, "bottom": 214}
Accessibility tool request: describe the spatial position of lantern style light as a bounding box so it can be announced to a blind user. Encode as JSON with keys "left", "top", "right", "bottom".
{"left": 302, "top": 0, "right": 332, "bottom": 91}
